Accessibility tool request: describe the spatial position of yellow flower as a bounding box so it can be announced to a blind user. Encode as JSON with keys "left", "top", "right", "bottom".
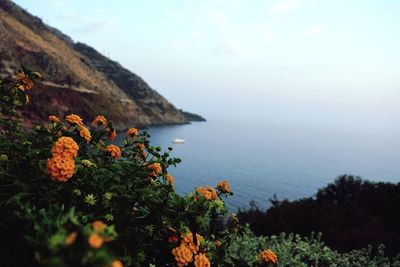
{"left": 108, "top": 129, "right": 117, "bottom": 141}
{"left": 217, "top": 180, "right": 231, "bottom": 193}
{"left": 259, "top": 249, "right": 278, "bottom": 265}
{"left": 194, "top": 253, "right": 211, "bottom": 267}
{"left": 92, "top": 220, "right": 106, "bottom": 232}
{"left": 48, "top": 115, "right": 60, "bottom": 123}
{"left": 81, "top": 159, "right": 96, "bottom": 168}
{"left": 166, "top": 173, "right": 174, "bottom": 187}
{"left": 172, "top": 244, "right": 193, "bottom": 267}
{"left": 51, "top": 136, "right": 79, "bottom": 158}
{"left": 88, "top": 234, "right": 103, "bottom": 249}
{"left": 65, "top": 232, "right": 77, "bottom": 245}
{"left": 105, "top": 144, "right": 121, "bottom": 160}
{"left": 126, "top": 128, "right": 138, "bottom": 139}
{"left": 65, "top": 114, "right": 83, "bottom": 125}
{"left": 78, "top": 125, "right": 92, "bottom": 143}
{"left": 46, "top": 156, "right": 75, "bottom": 182}
{"left": 92, "top": 115, "right": 108, "bottom": 126}
{"left": 110, "top": 260, "right": 124, "bottom": 267}
{"left": 195, "top": 186, "right": 219, "bottom": 201}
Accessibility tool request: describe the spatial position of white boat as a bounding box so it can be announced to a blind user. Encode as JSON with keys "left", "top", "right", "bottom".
{"left": 172, "top": 138, "right": 185, "bottom": 144}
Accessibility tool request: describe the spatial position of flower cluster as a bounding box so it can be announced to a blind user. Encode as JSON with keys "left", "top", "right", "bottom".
{"left": 78, "top": 125, "right": 92, "bottom": 143}
{"left": 196, "top": 186, "right": 219, "bottom": 201}
{"left": 194, "top": 253, "right": 211, "bottom": 267}
{"left": 172, "top": 244, "right": 193, "bottom": 267}
{"left": 48, "top": 115, "right": 60, "bottom": 123}
{"left": 136, "top": 143, "right": 147, "bottom": 159}
{"left": 127, "top": 128, "right": 138, "bottom": 139}
{"left": 51, "top": 136, "right": 79, "bottom": 158}
{"left": 166, "top": 173, "right": 174, "bottom": 187}
{"left": 46, "top": 156, "right": 76, "bottom": 182}
{"left": 65, "top": 232, "right": 77, "bottom": 245}
{"left": 172, "top": 231, "right": 209, "bottom": 267}
{"left": 217, "top": 180, "right": 231, "bottom": 193}
{"left": 17, "top": 71, "right": 33, "bottom": 90}
{"left": 148, "top": 162, "right": 162, "bottom": 177}
{"left": 47, "top": 136, "right": 79, "bottom": 182}
{"left": 65, "top": 114, "right": 83, "bottom": 125}
{"left": 259, "top": 249, "right": 278, "bottom": 265}
{"left": 92, "top": 115, "right": 108, "bottom": 126}
{"left": 88, "top": 220, "right": 112, "bottom": 249}
{"left": 105, "top": 144, "right": 121, "bottom": 160}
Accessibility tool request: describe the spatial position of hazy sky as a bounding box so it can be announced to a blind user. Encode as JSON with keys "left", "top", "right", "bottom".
{"left": 14, "top": 0, "right": 400, "bottom": 133}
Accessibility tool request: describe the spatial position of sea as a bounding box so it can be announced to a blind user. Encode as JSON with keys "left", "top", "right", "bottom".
{"left": 118, "top": 119, "right": 400, "bottom": 211}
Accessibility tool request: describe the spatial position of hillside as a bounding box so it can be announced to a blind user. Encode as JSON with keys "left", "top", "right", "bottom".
{"left": 0, "top": 0, "right": 204, "bottom": 128}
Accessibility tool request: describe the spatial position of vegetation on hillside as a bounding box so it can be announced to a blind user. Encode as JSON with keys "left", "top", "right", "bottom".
{"left": 1, "top": 66, "right": 399, "bottom": 266}
{"left": 238, "top": 175, "right": 400, "bottom": 257}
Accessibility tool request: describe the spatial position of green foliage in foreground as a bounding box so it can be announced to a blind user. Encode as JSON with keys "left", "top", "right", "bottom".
{"left": 224, "top": 225, "right": 400, "bottom": 267}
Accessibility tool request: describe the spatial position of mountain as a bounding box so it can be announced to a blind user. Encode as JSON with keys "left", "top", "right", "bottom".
{"left": 0, "top": 0, "right": 205, "bottom": 128}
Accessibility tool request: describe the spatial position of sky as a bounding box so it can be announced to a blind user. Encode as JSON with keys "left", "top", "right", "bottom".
{"left": 14, "top": 0, "right": 400, "bottom": 133}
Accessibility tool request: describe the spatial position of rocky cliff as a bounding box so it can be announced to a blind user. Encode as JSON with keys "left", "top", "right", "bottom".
{"left": 0, "top": 0, "right": 204, "bottom": 128}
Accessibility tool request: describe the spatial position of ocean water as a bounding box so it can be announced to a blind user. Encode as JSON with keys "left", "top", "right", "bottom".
{"left": 119, "top": 120, "right": 400, "bottom": 211}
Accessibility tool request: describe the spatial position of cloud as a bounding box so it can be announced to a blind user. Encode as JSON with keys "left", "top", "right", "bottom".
{"left": 302, "top": 25, "right": 324, "bottom": 37}
{"left": 269, "top": 0, "right": 303, "bottom": 14}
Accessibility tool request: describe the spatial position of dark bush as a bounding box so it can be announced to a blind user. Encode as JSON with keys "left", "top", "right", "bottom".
{"left": 238, "top": 175, "right": 400, "bottom": 257}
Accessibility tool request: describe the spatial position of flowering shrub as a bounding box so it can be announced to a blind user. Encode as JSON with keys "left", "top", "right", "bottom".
{"left": 0, "top": 66, "right": 281, "bottom": 266}
{"left": 5, "top": 66, "right": 395, "bottom": 267}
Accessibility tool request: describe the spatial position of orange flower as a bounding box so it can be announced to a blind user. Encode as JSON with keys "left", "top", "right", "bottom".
{"left": 105, "top": 144, "right": 121, "bottom": 160}
{"left": 172, "top": 244, "right": 193, "bottom": 267}
{"left": 46, "top": 156, "right": 75, "bottom": 182}
{"left": 78, "top": 125, "right": 92, "bottom": 143}
{"left": 181, "top": 232, "right": 203, "bottom": 254}
{"left": 65, "top": 232, "right": 77, "bottom": 245}
{"left": 92, "top": 220, "right": 106, "bottom": 232}
{"left": 166, "top": 173, "right": 174, "bottom": 187}
{"left": 195, "top": 186, "right": 219, "bottom": 201}
{"left": 194, "top": 253, "right": 211, "bottom": 267}
{"left": 51, "top": 136, "right": 79, "bottom": 158}
{"left": 92, "top": 115, "right": 108, "bottom": 126}
{"left": 136, "top": 143, "right": 147, "bottom": 158}
{"left": 65, "top": 114, "right": 83, "bottom": 125}
{"left": 110, "top": 260, "right": 124, "bottom": 267}
{"left": 48, "top": 115, "right": 60, "bottom": 123}
{"left": 17, "top": 72, "right": 33, "bottom": 90}
{"left": 214, "top": 240, "right": 222, "bottom": 247}
{"left": 108, "top": 129, "right": 117, "bottom": 141}
{"left": 88, "top": 234, "right": 103, "bottom": 249}
{"left": 126, "top": 128, "right": 138, "bottom": 139}
{"left": 217, "top": 180, "right": 231, "bottom": 193}
{"left": 148, "top": 162, "right": 162, "bottom": 176}
{"left": 259, "top": 249, "right": 278, "bottom": 265}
